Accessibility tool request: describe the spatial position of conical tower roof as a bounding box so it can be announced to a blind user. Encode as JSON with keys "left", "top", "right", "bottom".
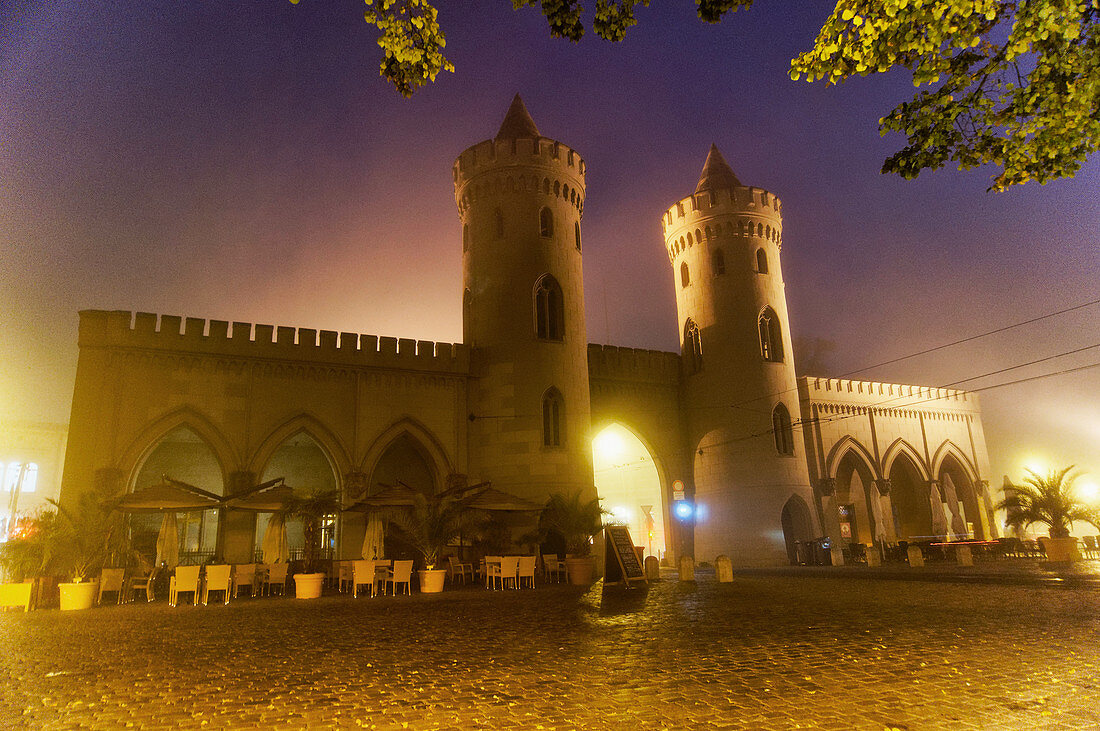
{"left": 495, "top": 94, "right": 540, "bottom": 140}
{"left": 694, "top": 144, "right": 741, "bottom": 193}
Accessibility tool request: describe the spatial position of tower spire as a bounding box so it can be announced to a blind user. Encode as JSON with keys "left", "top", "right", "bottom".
{"left": 694, "top": 143, "right": 741, "bottom": 194}
{"left": 495, "top": 94, "right": 540, "bottom": 140}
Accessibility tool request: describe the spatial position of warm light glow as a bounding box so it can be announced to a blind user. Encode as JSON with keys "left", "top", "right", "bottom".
{"left": 610, "top": 505, "right": 633, "bottom": 524}
{"left": 1021, "top": 456, "right": 1047, "bottom": 475}
{"left": 1077, "top": 481, "right": 1099, "bottom": 504}
{"left": 593, "top": 430, "right": 626, "bottom": 462}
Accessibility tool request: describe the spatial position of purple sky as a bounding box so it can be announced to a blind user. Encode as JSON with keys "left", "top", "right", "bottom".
{"left": 2, "top": 1, "right": 1098, "bottom": 485}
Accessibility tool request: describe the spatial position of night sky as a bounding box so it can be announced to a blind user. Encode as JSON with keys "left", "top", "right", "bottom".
{"left": 2, "top": 1, "right": 1098, "bottom": 485}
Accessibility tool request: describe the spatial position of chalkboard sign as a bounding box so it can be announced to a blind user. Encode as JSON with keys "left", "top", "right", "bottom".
{"left": 603, "top": 525, "right": 647, "bottom": 586}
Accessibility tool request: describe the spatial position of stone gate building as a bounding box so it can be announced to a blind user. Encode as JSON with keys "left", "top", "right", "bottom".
{"left": 59, "top": 96, "right": 997, "bottom": 567}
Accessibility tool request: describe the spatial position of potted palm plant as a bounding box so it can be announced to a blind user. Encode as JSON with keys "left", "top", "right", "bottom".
{"left": 997, "top": 466, "right": 1100, "bottom": 563}
{"left": 48, "top": 485, "right": 130, "bottom": 610}
{"left": 540, "top": 491, "right": 607, "bottom": 585}
{"left": 276, "top": 490, "right": 339, "bottom": 599}
{"left": 385, "top": 491, "right": 477, "bottom": 593}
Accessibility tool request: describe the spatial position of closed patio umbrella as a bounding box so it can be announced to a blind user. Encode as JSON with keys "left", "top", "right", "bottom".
{"left": 115, "top": 476, "right": 222, "bottom": 513}
{"left": 155, "top": 512, "right": 179, "bottom": 569}
{"left": 940, "top": 473, "right": 967, "bottom": 538}
{"left": 929, "top": 483, "right": 950, "bottom": 538}
{"left": 361, "top": 514, "right": 385, "bottom": 560}
{"left": 262, "top": 512, "right": 290, "bottom": 564}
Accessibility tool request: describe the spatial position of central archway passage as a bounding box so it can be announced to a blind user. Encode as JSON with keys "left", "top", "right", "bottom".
{"left": 592, "top": 424, "right": 666, "bottom": 561}
{"left": 257, "top": 431, "right": 339, "bottom": 561}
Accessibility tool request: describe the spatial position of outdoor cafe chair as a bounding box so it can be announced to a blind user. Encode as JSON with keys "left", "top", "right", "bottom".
{"left": 483, "top": 556, "right": 502, "bottom": 589}
{"left": 447, "top": 556, "right": 473, "bottom": 585}
{"left": 262, "top": 563, "right": 289, "bottom": 596}
{"left": 232, "top": 564, "right": 258, "bottom": 598}
{"left": 517, "top": 555, "right": 536, "bottom": 589}
{"left": 169, "top": 565, "right": 201, "bottom": 607}
{"left": 351, "top": 559, "right": 378, "bottom": 598}
{"left": 488, "top": 556, "right": 519, "bottom": 590}
{"left": 542, "top": 554, "right": 565, "bottom": 583}
{"left": 97, "top": 568, "right": 127, "bottom": 605}
{"left": 1081, "top": 535, "right": 1099, "bottom": 559}
{"left": 385, "top": 560, "right": 414, "bottom": 596}
{"left": 338, "top": 561, "right": 354, "bottom": 593}
{"left": 128, "top": 568, "right": 157, "bottom": 603}
{"left": 202, "top": 564, "right": 232, "bottom": 605}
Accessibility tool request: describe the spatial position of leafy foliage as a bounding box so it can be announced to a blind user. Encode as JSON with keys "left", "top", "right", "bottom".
{"left": 995, "top": 465, "right": 1100, "bottom": 538}
{"left": 539, "top": 490, "right": 607, "bottom": 556}
{"left": 384, "top": 492, "right": 478, "bottom": 569}
{"left": 791, "top": 1, "right": 1100, "bottom": 190}
{"left": 276, "top": 490, "right": 340, "bottom": 573}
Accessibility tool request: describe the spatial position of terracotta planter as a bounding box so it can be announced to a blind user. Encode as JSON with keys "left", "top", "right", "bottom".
{"left": 1043, "top": 536, "right": 1081, "bottom": 563}
{"left": 565, "top": 557, "right": 596, "bottom": 585}
{"left": 294, "top": 572, "right": 325, "bottom": 599}
{"left": 59, "top": 581, "right": 97, "bottom": 611}
{"left": 418, "top": 569, "right": 447, "bottom": 593}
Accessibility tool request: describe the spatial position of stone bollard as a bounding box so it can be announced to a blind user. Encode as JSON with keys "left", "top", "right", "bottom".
{"left": 907, "top": 545, "right": 925, "bottom": 567}
{"left": 866, "top": 548, "right": 882, "bottom": 567}
{"left": 955, "top": 545, "right": 974, "bottom": 566}
{"left": 679, "top": 555, "right": 695, "bottom": 582}
{"left": 644, "top": 555, "right": 661, "bottom": 581}
{"left": 830, "top": 546, "right": 846, "bottom": 567}
{"left": 715, "top": 555, "right": 734, "bottom": 583}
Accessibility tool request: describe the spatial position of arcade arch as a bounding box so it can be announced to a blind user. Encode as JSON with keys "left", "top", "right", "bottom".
{"left": 592, "top": 423, "right": 667, "bottom": 561}
{"left": 780, "top": 495, "right": 814, "bottom": 564}
{"left": 888, "top": 452, "right": 932, "bottom": 540}
{"left": 255, "top": 431, "right": 340, "bottom": 560}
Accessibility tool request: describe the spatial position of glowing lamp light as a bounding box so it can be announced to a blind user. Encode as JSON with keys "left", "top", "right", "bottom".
{"left": 1021, "top": 456, "right": 1047, "bottom": 475}
{"left": 673, "top": 501, "right": 694, "bottom": 520}
{"left": 593, "top": 430, "right": 626, "bottom": 461}
{"left": 1078, "top": 481, "right": 1100, "bottom": 504}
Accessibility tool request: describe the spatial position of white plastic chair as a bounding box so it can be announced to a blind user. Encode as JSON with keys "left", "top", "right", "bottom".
{"left": 351, "top": 560, "right": 378, "bottom": 598}
{"left": 97, "top": 568, "right": 127, "bottom": 605}
{"left": 447, "top": 556, "right": 473, "bottom": 585}
{"left": 542, "top": 554, "right": 565, "bottom": 583}
{"left": 483, "top": 556, "right": 502, "bottom": 589}
{"left": 232, "top": 564, "right": 258, "bottom": 598}
{"left": 517, "top": 556, "right": 536, "bottom": 589}
{"left": 169, "top": 565, "right": 201, "bottom": 607}
{"left": 262, "top": 563, "right": 288, "bottom": 596}
{"left": 202, "top": 565, "right": 232, "bottom": 605}
{"left": 385, "top": 560, "right": 413, "bottom": 595}
{"left": 338, "top": 561, "right": 354, "bottom": 593}
{"left": 489, "top": 556, "right": 519, "bottom": 590}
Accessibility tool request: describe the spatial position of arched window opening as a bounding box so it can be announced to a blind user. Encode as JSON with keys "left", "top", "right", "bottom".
{"left": 462, "top": 224, "right": 470, "bottom": 253}
{"left": 712, "top": 249, "right": 725, "bottom": 276}
{"left": 773, "top": 404, "right": 794, "bottom": 455}
{"left": 539, "top": 207, "right": 553, "bottom": 237}
{"left": 683, "top": 319, "right": 702, "bottom": 374}
{"left": 574, "top": 221, "right": 581, "bottom": 252}
{"left": 756, "top": 248, "right": 768, "bottom": 273}
{"left": 680, "top": 262, "right": 690, "bottom": 287}
{"left": 687, "top": 232, "right": 694, "bottom": 246}
{"left": 757, "top": 223, "right": 764, "bottom": 237}
{"left": 542, "top": 388, "right": 564, "bottom": 447}
{"left": 694, "top": 228, "right": 702, "bottom": 244}
{"left": 759, "top": 307, "right": 784, "bottom": 362}
{"left": 534, "top": 274, "right": 564, "bottom": 341}
{"left": 495, "top": 208, "right": 504, "bottom": 238}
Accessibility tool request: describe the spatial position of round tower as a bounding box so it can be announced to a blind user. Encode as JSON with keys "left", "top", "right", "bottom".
{"left": 663, "top": 145, "right": 818, "bottom": 565}
{"left": 453, "top": 95, "right": 594, "bottom": 503}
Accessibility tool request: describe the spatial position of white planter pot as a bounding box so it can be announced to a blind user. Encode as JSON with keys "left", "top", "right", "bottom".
{"left": 1044, "top": 537, "right": 1081, "bottom": 563}
{"left": 294, "top": 572, "right": 325, "bottom": 599}
{"left": 565, "top": 557, "right": 596, "bottom": 586}
{"left": 418, "top": 569, "right": 447, "bottom": 593}
{"left": 59, "top": 581, "right": 97, "bottom": 611}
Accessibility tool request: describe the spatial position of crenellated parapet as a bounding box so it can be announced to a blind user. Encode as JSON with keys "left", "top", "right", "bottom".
{"left": 453, "top": 136, "right": 586, "bottom": 219}
{"left": 587, "top": 344, "right": 681, "bottom": 385}
{"left": 798, "top": 375, "right": 979, "bottom": 420}
{"left": 77, "top": 310, "right": 470, "bottom": 374}
{"left": 663, "top": 185, "right": 783, "bottom": 264}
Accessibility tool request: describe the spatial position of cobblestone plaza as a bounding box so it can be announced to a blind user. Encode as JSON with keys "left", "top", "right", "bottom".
{"left": 2, "top": 574, "right": 1098, "bottom": 729}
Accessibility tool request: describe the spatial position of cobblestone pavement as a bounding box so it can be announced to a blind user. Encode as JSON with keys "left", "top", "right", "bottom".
{"left": 2, "top": 575, "right": 1098, "bottom": 730}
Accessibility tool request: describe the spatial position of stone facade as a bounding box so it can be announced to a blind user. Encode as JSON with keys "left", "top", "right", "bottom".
{"left": 57, "top": 97, "right": 996, "bottom": 566}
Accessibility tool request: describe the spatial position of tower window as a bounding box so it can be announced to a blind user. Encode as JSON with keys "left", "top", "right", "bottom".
{"left": 462, "top": 224, "right": 470, "bottom": 253}
{"left": 756, "top": 248, "right": 768, "bottom": 274}
{"left": 539, "top": 207, "right": 554, "bottom": 237}
{"left": 680, "top": 262, "right": 690, "bottom": 288}
{"left": 574, "top": 221, "right": 581, "bottom": 252}
{"left": 759, "top": 307, "right": 784, "bottom": 362}
{"left": 495, "top": 208, "right": 504, "bottom": 238}
{"left": 773, "top": 404, "right": 794, "bottom": 455}
{"left": 712, "top": 249, "right": 725, "bottom": 276}
{"left": 683, "top": 319, "right": 702, "bottom": 374}
{"left": 542, "top": 387, "right": 564, "bottom": 447}
{"left": 534, "top": 274, "right": 564, "bottom": 341}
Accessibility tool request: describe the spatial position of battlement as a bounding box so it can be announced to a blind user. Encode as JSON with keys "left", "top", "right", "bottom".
{"left": 798, "top": 375, "right": 978, "bottom": 412}
{"left": 77, "top": 310, "right": 470, "bottom": 374}
{"left": 587, "top": 344, "right": 681, "bottom": 385}
{"left": 453, "top": 136, "right": 585, "bottom": 188}
{"left": 663, "top": 186, "right": 781, "bottom": 233}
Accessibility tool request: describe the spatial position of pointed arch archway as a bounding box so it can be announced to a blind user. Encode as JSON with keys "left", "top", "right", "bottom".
{"left": 591, "top": 420, "right": 670, "bottom": 561}
{"left": 881, "top": 438, "right": 931, "bottom": 482}
{"left": 360, "top": 417, "right": 453, "bottom": 495}
{"left": 781, "top": 494, "right": 815, "bottom": 564}
{"left": 120, "top": 407, "right": 236, "bottom": 489}
{"left": 248, "top": 413, "right": 351, "bottom": 485}
{"left": 827, "top": 438, "right": 881, "bottom": 546}
{"left": 933, "top": 443, "right": 983, "bottom": 538}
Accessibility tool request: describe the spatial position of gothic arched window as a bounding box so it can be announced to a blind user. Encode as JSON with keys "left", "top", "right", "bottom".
{"left": 712, "top": 248, "right": 725, "bottom": 276}
{"left": 759, "top": 307, "right": 784, "bottom": 362}
{"left": 542, "top": 388, "right": 564, "bottom": 447}
{"left": 773, "top": 403, "right": 794, "bottom": 455}
{"left": 539, "top": 207, "right": 554, "bottom": 237}
{"left": 574, "top": 221, "right": 582, "bottom": 252}
{"left": 756, "top": 248, "right": 768, "bottom": 274}
{"left": 534, "top": 274, "right": 564, "bottom": 341}
{"left": 680, "top": 262, "right": 690, "bottom": 288}
{"left": 683, "top": 318, "right": 702, "bottom": 374}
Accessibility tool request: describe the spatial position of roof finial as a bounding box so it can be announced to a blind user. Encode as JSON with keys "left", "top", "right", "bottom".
{"left": 495, "top": 94, "right": 540, "bottom": 141}
{"left": 695, "top": 143, "right": 741, "bottom": 193}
